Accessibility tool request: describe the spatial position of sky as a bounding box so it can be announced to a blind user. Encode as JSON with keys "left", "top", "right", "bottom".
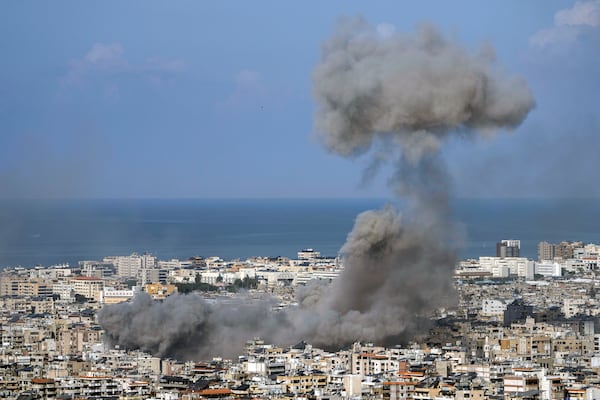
{"left": 1, "top": 1, "right": 599, "bottom": 199}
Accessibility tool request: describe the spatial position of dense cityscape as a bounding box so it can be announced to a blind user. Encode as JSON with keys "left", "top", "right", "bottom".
{"left": 3, "top": 1, "right": 599, "bottom": 400}
{"left": 2, "top": 239, "right": 600, "bottom": 399}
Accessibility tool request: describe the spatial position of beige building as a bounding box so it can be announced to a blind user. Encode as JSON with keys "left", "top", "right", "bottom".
{"left": 277, "top": 373, "right": 327, "bottom": 395}
{"left": 145, "top": 282, "right": 177, "bottom": 299}
{"left": 69, "top": 276, "right": 104, "bottom": 302}
{"left": 383, "top": 381, "right": 415, "bottom": 400}
{"left": 352, "top": 352, "right": 397, "bottom": 376}
{"left": 0, "top": 275, "right": 53, "bottom": 297}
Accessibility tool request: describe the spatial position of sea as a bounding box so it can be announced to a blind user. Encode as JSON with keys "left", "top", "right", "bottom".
{"left": 0, "top": 198, "right": 598, "bottom": 268}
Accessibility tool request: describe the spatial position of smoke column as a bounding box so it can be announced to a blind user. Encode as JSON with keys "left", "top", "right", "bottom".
{"left": 99, "top": 16, "right": 535, "bottom": 359}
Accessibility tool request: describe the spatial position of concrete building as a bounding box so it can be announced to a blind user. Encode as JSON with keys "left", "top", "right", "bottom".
{"left": 534, "top": 262, "right": 562, "bottom": 277}
{"left": 497, "top": 239, "right": 520, "bottom": 258}
{"left": 519, "top": 261, "right": 536, "bottom": 280}
{"left": 145, "top": 282, "right": 177, "bottom": 299}
{"left": 538, "top": 241, "right": 585, "bottom": 261}
{"left": 110, "top": 253, "right": 157, "bottom": 279}
{"left": 69, "top": 276, "right": 104, "bottom": 302}
{"left": 297, "top": 248, "right": 321, "bottom": 262}
{"left": 383, "top": 381, "right": 415, "bottom": 400}
{"left": 538, "top": 241, "right": 555, "bottom": 261}
{"left": 481, "top": 299, "right": 507, "bottom": 316}
{"left": 79, "top": 261, "right": 114, "bottom": 278}
{"left": 138, "top": 267, "right": 168, "bottom": 285}
{"left": 101, "top": 286, "right": 138, "bottom": 304}
{"left": 479, "top": 257, "right": 528, "bottom": 277}
{"left": 277, "top": 373, "right": 327, "bottom": 395}
{"left": 504, "top": 299, "right": 534, "bottom": 326}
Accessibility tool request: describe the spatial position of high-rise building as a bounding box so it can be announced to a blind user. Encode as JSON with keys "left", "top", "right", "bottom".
{"left": 537, "top": 240, "right": 584, "bottom": 261}
{"left": 556, "top": 241, "right": 584, "bottom": 259}
{"left": 497, "top": 239, "right": 520, "bottom": 258}
{"left": 138, "top": 267, "right": 168, "bottom": 285}
{"left": 111, "top": 253, "right": 157, "bottom": 278}
{"left": 538, "top": 241, "right": 555, "bottom": 261}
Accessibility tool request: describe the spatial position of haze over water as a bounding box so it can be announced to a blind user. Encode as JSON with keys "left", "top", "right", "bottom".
{"left": 0, "top": 198, "right": 598, "bottom": 268}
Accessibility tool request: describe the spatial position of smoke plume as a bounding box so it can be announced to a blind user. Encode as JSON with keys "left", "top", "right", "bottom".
{"left": 99, "top": 16, "right": 534, "bottom": 359}
{"left": 289, "top": 205, "right": 457, "bottom": 348}
{"left": 99, "top": 293, "right": 288, "bottom": 359}
{"left": 313, "top": 17, "right": 534, "bottom": 159}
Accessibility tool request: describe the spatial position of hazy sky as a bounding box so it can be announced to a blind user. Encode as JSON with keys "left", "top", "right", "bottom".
{"left": 1, "top": 1, "right": 598, "bottom": 199}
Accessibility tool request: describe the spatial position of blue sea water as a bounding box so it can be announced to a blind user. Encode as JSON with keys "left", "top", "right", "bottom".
{"left": 0, "top": 198, "right": 598, "bottom": 268}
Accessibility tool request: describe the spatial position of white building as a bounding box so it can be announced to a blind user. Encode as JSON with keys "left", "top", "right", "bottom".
{"left": 297, "top": 248, "right": 320, "bottom": 262}
{"left": 101, "top": 286, "right": 139, "bottom": 304}
{"left": 479, "top": 257, "right": 528, "bottom": 277}
{"left": 69, "top": 276, "right": 104, "bottom": 302}
{"left": 518, "top": 261, "right": 535, "bottom": 280}
{"left": 52, "top": 282, "right": 74, "bottom": 301}
{"left": 574, "top": 244, "right": 600, "bottom": 259}
{"left": 534, "top": 262, "right": 562, "bottom": 277}
{"left": 563, "top": 298, "right": 586, "bottom": 318}
{"left": 481, "top": 299, "right": 507, "bottom": 316}
{"left": 157, "top": 259, "right": 193, "bottom": 270}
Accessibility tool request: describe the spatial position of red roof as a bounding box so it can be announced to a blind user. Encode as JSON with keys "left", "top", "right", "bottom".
{"left": 198, "top": 388, "right": 232, "bottom": 396}
{"left": 359, "top": 353, "right": 388, "bottom": 359}
{"left": 32, "top": 378, "right": 54, "bottom": 384}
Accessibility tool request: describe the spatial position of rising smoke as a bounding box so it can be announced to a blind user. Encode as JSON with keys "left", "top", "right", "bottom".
{"left": 99, "top": 16, "right": 535, "bottom": 359}
{"left": 98, "top": 292, "right": 287, "bottom": 359}
{"left": 313, "top": 17, "right": 534, "bottom": 159}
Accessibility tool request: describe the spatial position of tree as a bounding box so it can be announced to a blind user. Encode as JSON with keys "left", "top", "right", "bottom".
{"left": 174, "top": 281, "right": 218, "bottom": 294}
{"left": 231, "top": 276, "right": 258, "bottom": 290}
{"left": 124, "top": 279, "right": 137, "bottom": 289}
{"left": 74, "top": 294, "right": 88, "bottom": 303}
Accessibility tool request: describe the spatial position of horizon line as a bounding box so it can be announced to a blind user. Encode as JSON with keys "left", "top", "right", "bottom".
{"left": 0, "top": 196, "right": 599, "bottom": 201}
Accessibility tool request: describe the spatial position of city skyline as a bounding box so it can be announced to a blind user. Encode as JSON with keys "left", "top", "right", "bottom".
{"left": 2, "top": 3, "right": 600, "bottom": 397}
{"left": 2, "top": 1, "right": 599, "bottom": 199}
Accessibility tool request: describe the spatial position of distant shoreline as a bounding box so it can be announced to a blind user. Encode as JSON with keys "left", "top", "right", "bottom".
{"left": 0, "top": 198, "right": 599, "bottom": 268}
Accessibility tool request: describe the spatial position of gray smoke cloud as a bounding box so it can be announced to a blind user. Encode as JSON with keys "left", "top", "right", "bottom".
{"left": 99, "top": 16, "right": 534, "bottom": 359}
{"left": 313, "top": 16, "right": 535, "bottom": 159}
{"left": 99, "top": 293, "right": 289, "bottom": 359}
{"left": 99, "top": 204, "right": 457, "bottom": 358}
{"left": 289, "top": 205, "right": 457, "bottom": 348}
